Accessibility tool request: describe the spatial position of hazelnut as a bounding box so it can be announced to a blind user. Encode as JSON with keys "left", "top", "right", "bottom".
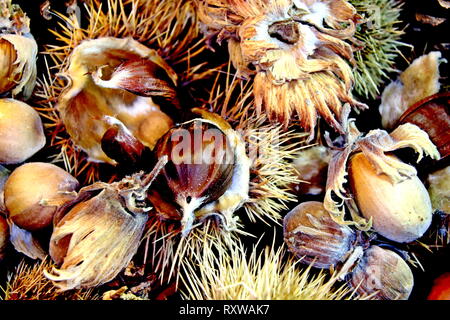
{"left": 4, "top": 162, "right": 79, "bottom": 231}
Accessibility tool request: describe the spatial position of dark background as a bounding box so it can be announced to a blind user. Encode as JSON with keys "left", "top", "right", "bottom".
{"left": 2, "top": 0, "right": 449, "bottom": 301}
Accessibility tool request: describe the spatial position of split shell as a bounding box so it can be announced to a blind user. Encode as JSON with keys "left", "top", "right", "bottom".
{"left": 0, "top": 98, "right": 46, "bottom": 164}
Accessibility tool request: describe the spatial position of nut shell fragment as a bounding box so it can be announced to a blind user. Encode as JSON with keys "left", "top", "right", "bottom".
{"left": 45, "top": 157, "right": 167, "bottom": 291}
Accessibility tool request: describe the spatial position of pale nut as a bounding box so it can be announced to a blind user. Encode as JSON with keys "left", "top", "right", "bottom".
{"left": 349, "top": 152, "right": 432, "bottom": 243}
{"left": 4, "top": 162, "right": 79, "bottom": 231}
{"left": 0, "top": 98, "right": 46, "bottom": 164}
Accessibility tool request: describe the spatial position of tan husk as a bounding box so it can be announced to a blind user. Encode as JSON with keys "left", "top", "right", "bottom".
{"left": 427, "top": 166, "right": 450, "bottom": 213}
{"left": 7, "top": 220, "right": 46, "bottom": 260}
{"left": 0, "top": 99, "right": 46, "bottom": 164}
{"left": 44, "top": 157, "right": 167, "bottom": 291}
{"left": 0, "top": 1, "right": 37, "bottom": 99}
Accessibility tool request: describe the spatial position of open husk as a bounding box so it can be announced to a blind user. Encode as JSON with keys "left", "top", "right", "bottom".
{"left": 55, "top": 37, "right": 176, "bottom": 164}
{"left": 0, "top": 0, "right": 37, "bottom": 99}
{"left": 197, "top": 0, "right": 367, "bottom": 137}
{"left": 36, "top": 0, "right": 212, "bottom": 182}
{"left": 44, "top": 157, "right": 167, "bottom": 290}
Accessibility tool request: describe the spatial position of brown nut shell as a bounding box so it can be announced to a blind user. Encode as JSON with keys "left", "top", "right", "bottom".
{"left": 4, "top": 162, "right": 79, "bottom": 231}
{"left": 283, "top": 201, "right": 356, "bottom": 269}
{"left": 350, "top": 245, "right": 414, "bottom": 300}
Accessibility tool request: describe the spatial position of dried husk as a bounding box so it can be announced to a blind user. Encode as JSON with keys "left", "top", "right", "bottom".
{"left": 0, "top": 98, "right": 46, "bottom": 164}
{"left": 7, "top": 220, "right": 46, "bottom": 260}
{"left": 45, "top": 158, "right": 166, "bottom": 291}
{"left": 197, "top": 0, "right": 367, "bottom": 138}
{"left": 0, "top": 1, "right": 37, "bottom": 99}
{"left": 283, "top": 201, "right": 356, "bottom": 269}
{"left": 397, "top": 92, "right": 450, "bottom": 161}
{"left": 4, "top": 162, "right": 79, "bottom": 231}
{"left": 379, "top": 51, "right": 445, "bottom": 129}
{"left": 56, "top": 37, "right": 176, "bottom": 164}
{"left": 350, "top": 245, "right": 414, "bottom": 300}
{"left": 0, "top": 34, "right": 37, "bottom": 99}
{"left": 349, "top": 152, "right": 432, "bottom": 243}
{"left": 427, "top": 166, "right": 450, "bottom": 213}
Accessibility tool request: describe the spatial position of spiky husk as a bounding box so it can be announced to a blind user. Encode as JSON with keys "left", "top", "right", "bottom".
{"left": 142, "top": 71, "right": 307, "bottom": 282}
{"left": 196, "top": 0, "right": 368, "bottom": 137}
{"left": 180, "top": 238, "right": 358, "bottom": 300}
{"left": 34, "top": 0, "right": 213, "bottom": 183}
{"left": 350, "top": 0, "right": 407, "bottom": 99}
{"left": 143, "top": 215, "right": 244, "bottom": 285}
{"left": 209, "top": 69, "right": 309, "bottom": 224}
{"left": 1, "top": 258, "right": 98, "bottom": 300}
